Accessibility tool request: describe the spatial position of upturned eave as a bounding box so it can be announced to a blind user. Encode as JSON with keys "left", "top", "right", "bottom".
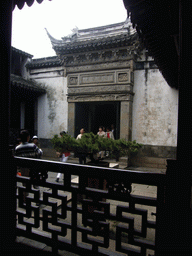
{"left": 53, "top": 33, "right": 139, "bottom": 55}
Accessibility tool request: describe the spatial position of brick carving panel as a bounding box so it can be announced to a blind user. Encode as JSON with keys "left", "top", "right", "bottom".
{"left": 68, "top": 76, "right": 78, "bottom": 85}
{"left": 80, "top": 72, "right": 114, "bottom": 85}
{"left": 118, "top": 72, "right": 129, "bottom": 82}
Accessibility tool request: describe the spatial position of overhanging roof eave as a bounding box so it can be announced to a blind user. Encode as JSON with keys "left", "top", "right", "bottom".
{"left": 10, "top": 74, "right": 46, "bottom": 94}
{"left": 123, "top": 0, "right": 179, "bottom": 89}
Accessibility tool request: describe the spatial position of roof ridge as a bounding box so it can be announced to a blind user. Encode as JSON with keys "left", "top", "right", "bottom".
{"left": 26, "top": 56, "right": 62, "bottom": 69}
{"left": 31, "top": 56, "right": 58, "bottom": 62}
{"left": 77, "top": 21, "right": 126, "bottom": 32}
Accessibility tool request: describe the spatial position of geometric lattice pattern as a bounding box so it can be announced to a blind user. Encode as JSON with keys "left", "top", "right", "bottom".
{"left": 116, "top": 206, "right": 155, "bottom": 255}
{"left": 82, "top": 199, "right": 110, "bottom": 248}
{"left": 16, "top": 158, "right": 165, "bottom": 255}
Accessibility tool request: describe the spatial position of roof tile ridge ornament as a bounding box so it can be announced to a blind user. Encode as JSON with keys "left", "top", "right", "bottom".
{"left": 71, "top": 26, "right": 79, "bottom": 39}
{"left": 61, "top": 26, "right": 79, "bottom": 44}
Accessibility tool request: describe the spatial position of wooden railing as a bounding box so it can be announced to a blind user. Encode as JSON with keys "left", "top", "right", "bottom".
{"left": 15, "top": 157, "right": 166, "bottom": 255}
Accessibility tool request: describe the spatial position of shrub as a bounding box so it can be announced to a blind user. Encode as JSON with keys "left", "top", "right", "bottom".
{"left": 51, "top": 132, "right": 142, "bottom": 159}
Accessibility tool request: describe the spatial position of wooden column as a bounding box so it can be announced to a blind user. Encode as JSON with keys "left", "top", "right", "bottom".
{"left": 161, "top": 1, "right": 191, "bottom": 255}
{"left": 68, "top": 102, "right": 75, "bottom": 137}
{"left": 0, "top": 0, "right": 16, "bottom": 254}
{"left": 175, "top": 1, "right": 191, "bottom": 253}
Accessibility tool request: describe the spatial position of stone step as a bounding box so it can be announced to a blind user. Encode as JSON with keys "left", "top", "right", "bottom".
{"left": 119, "top": 156, "right": 128, "bottom": 163}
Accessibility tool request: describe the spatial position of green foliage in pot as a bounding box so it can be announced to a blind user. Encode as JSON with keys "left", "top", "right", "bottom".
{"left": 51, "top": 132, "right": 142, "bottom": 159}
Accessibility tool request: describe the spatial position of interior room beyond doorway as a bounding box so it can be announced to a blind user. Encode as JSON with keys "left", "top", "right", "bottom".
{"left": 75, "top": 101, "right": 120, "bottom": 139}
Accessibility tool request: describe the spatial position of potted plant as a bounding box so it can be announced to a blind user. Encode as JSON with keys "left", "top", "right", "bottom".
{"left": 51, "top": 133, "right": 142, "bottom": 205}
{"left": 51, "top": 132, "right": 142, "bottom": 167}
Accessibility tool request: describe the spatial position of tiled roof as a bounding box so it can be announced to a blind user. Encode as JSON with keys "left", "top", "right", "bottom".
{"left": 11, "top": 74, "right": 46, "bottom": 94}
{"left": 26, "top": 56, "right": 62, "bottom": 69}
{"left": 12, "top": 46, "right": 33, "bottom": 58}
{"left": 46, "top": 19, "right": 138, "bottom": 54}
{"left": 54, "top": 33, "right": 138, "bottom": 54}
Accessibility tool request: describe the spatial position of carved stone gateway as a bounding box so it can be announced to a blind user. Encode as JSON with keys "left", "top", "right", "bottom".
{"left": 47, "top": 20, "right": 140, "bottom": 139}
{"left": 67, "top": 67, "right": 134, "bottom": 140}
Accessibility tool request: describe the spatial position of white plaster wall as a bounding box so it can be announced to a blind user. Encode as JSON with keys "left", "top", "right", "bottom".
{"left": 30, "top": 67, "right": 68, "bottom": 139}
{"left": 132, "top": 68, "right": 178, "bottom": 146}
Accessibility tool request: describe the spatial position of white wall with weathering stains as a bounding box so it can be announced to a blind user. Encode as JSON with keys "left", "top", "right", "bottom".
{"left": 132, "top": 66, "right": 178, "bottom": 146}
{"left": 28, "top": 48, "right": 178, "bottom": 150}
{"left": 29, "top": 66, "right": 68, "bottom": 139}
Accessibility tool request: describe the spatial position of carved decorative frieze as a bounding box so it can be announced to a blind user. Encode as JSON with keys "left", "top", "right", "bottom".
{"left": 66, "top": 61, "right": 132, "bottom": 74}
{"left": 73, "top": 55, "right": 80, "bottom": 62}
{"left": 98, "top": 51, "right": 105, "bottom": 60}
{"left": 80, "top": 72, "right": 114, "bottom": 85}
{"left": 60, "top": 45, "right": 140, "bottom": 67}
{"left": 112, "top": 49, "right": 119, "bottom": 60}
{"left": 67, "top": 93, "right": 133, "bottom": 103}
{"left": 68, "top": 84, "right": 132, "bottom": 95}
{"left": 85, "top": 53, "right": 92, "bottom": 61}
{"left": 68, "top": 69, "right": 132, "bottom": 89}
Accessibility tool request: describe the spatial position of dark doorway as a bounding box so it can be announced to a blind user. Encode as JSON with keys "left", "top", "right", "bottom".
{"left": 75, "top": 101, "right": 120, "bottom": 139}
{"left": 25, "top": 100, "right": 35, "bottom": 134}
{"left": 9, "top": 87, "right": 37, "bottom": 145}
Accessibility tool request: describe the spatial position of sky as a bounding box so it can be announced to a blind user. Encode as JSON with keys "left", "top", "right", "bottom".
{"left": 12, "top": 0, "right": 127, "bottom": 59}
